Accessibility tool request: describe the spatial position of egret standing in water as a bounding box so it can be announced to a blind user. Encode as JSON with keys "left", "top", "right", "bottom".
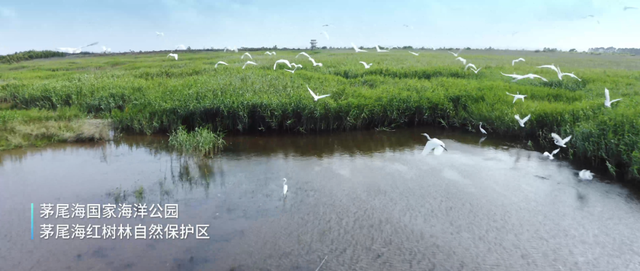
{"left": 479, "top": 122, "right": 487, "bottom": 134}
{"left": 421, "top": 133, "right": 448, "bottom": 155}
{"left": 282, "top": 178, "right": 288, "bottom": 198}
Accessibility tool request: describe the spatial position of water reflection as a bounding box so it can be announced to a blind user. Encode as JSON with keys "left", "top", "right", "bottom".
{"left": 3, "top": 128, "right": 640, "bottom": 270}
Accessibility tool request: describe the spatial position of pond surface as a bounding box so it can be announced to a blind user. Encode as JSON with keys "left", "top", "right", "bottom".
{"left": 2, "top": 128, "right": 640, "bottom": 271}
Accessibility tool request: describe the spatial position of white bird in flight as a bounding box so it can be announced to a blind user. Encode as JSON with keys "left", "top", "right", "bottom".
{"left": 604, "top": 88, "right": 622, "bottom": 108}
{"left": 321, "top": 31, "right": 330, "bottom": 40}
{"left": 464, "top": 63, "right": 477, "bottom": 71}
{"left": 512, "top": 58, "right": 525, "bottom": 66}
{"left": 579, "top": 170, "right": 594, "bottom": 180}
{"left": 265, "top": 51, "right": 274, "bottom": 55}
{"left": 470, "top": 67, "right": 482, "bottom": 74}
{"left": 537, "top": 64, "right": 563, "bottom": 80}
{"left": 156, "top": 32, "right": 164, "bottom": 36}
{"left": 421, "top": 133, "right": 448, "bottom": 155}
{"left": 551, "top": 133, "right": 572, "bottom": 147}
{"left": 559, "top": 72, "right": 581, "bottom": 81}
{"left": 359, "top": 61, "right": 372, "bottom": 69}
{"left": 409, "top": 51, "right": 419, "bottom": 56}
{"left": 167, "top": 53, "right": 178, "bottom": 60}
{"left": 296, "top": 52, "right": 311, "bottom": 59}
{"left": 273, "top": 59, "right": 292, "bottom": 70}
{"left": 449, "top": 48, "right": 463, "bottom": 57}
{"left": 242, "top": 61, "right": 257, "bottom": 69}
{"left": 351, "top": 43, "right": 368, "bottom": 53}
{"left": 241, "top": 52, "right": 253, "bottom": 60}
{"left": 375, "top": 45, "right": 389, "bottom": 52}
{"left": 282, "top": 178, "right": 288, "bottom": 198}
{"left": 224, "top": 46, "right": 238, "bottom": 52}
{"left": 479, "top": 122, "right": 487, "bottom": 134}
{"left": 455, "top": 57, "right": 466, "bottom": 65}
{"left": 285, "top": 65, "right": 299, "bottom": 73}
{"left": 307, "top": 85, "right": 331, "bottom": 101}
{"left": 309, "top": 58, "right": 323, "bottom": 67}
{"left": 514, "top": 114, "right": 531, "bottom": 127}
{"left": 543, "top": 148, "right": 560, "bottom": 160}
{"left": 215, "top": 61, "right": 228, "bottom": 68}
{"left": 501, "top": 72, "right": 548, "bottom": 82}
{"left": 57, "top": 42, "right": 98, "bottom": 54}
{"left": 506, "top": 92, "right": 527, "bottom": 103}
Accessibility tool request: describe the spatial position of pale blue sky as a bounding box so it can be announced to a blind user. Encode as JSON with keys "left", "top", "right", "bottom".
{"left": 0, "top": 0, "right": 638, "bottom": 55}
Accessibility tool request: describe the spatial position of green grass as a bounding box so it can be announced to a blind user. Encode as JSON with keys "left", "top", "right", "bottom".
{"left": 0, "top": 49, "right": 639, "bottom": 181}
{"left": 0, "top": 106, "right": 111, "bottom": 150}
{"left": 169, "top": 126, "right": 226, "bottom": 157}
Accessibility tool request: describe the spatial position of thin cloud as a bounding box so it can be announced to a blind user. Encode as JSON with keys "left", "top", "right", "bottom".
{"left": 0, "top": 7, "right": 16, "bottom": 18}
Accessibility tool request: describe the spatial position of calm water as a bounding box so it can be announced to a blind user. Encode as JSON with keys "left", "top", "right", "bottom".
{"left": 2, "top": 128, "right": 640, "bottom": 271}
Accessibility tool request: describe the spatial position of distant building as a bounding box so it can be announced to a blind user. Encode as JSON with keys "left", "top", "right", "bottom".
{"left": 310, "top": 39, "right": 317, "bottom": 50}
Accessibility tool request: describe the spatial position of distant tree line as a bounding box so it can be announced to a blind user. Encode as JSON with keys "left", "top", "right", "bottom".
{"left": 588, "top": 47, "right": 640, "bottom": 55}
{"left": 0, "top": 50, "right": 66, "bottom": 64}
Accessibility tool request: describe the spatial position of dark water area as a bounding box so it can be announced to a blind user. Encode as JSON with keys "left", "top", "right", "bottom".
{"left": 2, "top": 127, "right": 640, "bottom": 271}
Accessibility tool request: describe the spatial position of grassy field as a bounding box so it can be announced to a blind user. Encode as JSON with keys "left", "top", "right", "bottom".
{"left": 0, "top": 49, "right": 639, "bottom": 181}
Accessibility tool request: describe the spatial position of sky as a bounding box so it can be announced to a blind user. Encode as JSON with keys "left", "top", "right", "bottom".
{"left": 0, "top": 0, "right": 639, "bottom": 55}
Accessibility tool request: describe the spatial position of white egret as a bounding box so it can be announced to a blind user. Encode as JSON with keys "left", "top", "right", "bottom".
{"left": 455, "top": 57, "right": 466, "bottom": 65}
{"left": 296, "top": 52, "right": 311, "bottom": 59}
{"left": 307, "top": 85, "right": 331, "bottom": 101}
{"left": 309, "top": 58, "right": 323, "bottom": 67}
{"left": 321, "top": 31, "right": 330, "bottom": 40}
{"left": 224, "top": 46, "right": 238, "bottom": 52}
{"left": 421, "top": 133, "right": 448, "bottom": 155}
{"left": 271, "top": 51, "right": 276, "bottom": 55}
{"left": 273, "top": 59, "right": 292, "bottom": 70}
{"left": 501, "top": 72, "right": 547, "bottom": 82}
{"left": 537, "top": 64, "right": 563, "bottom": 80}
{"left": 560, "top": 72, "right": 581, "bottom": 81}
{"left": 543, "top": 148, "right": 560, "bottom": 160}
{"left": 285, "top": 65, "right": 298, "bottom": 73}
{"left": 409, "top": 51, "right": 419, "bottom": 56}
{"left": 156, "top": 32, "right": 164, "bottom": 36}
{"left": 56, "top": 42, "right": 98, "bottom": 54}
{"left": 464, "top": 63, "right": 477, "bottom": 71}
{"left": 242, "top": 61, "right": 257, "bottom": 69}
{"left": 479, "top": 122, "right": 487, "bottom": 134}
{"left": 351, "top": 43, "right": 368, "bottom": 53}
{"left": 293, "top": 63, "right": 303, "bottom": 68}
{"left": 283, "top": 178, "right": 288, "bottom": 198}
{"left": 604, "top": 88, "right": 622, "bottom": 108}
{"left": 551, "top": 133, "right": 572, "bottom": 147}
{"left": 265, "top": 51, "right": 273, "bottom": 55}
{"left": 359, "top": 61, "right": 372, "bottom": 69}
{"left": 167, "top": 53, "right": 178, "bottom": 60}
{"left": 241, "top": 52, "right": 253, "bottom": 60}
{"left": 375, "top": 45, "right": 389, "bottom": 52}
{"left": 449, "top": 48, "right": 463, "bottom": 57}
{"left": 514, "top": 114, "right": 531, "bottom": 127}
{"left": 215, "top": 61, "right": 228, "bottom": 68}
{"left": 471, "top": 67, "right": 482, "bottom": 74}
{"left": 512, "top": 58, "right": 525, "bottom": 66}
{"left": 506, "top": 92, "right": 527, "bottom": 103}
{"left": 579, "top": 170, "right": 594, "bottom": 180}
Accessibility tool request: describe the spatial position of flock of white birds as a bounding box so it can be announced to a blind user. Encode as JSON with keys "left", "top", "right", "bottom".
{"left": 60, "top": 27, "right": 632, "bottom": 197}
